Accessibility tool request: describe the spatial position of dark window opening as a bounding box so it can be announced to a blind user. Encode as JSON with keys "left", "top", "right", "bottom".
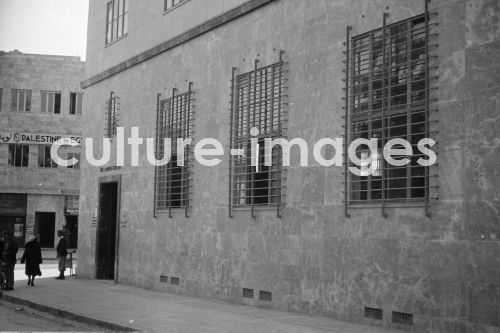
{"left": 70, "top": 92, "right": 83, "bottom": 115}
{"left": 38, "top": 145, "right": 58, "bottom": 168}
{"left": 8, "top": 144, "right": 29, "bottom": 167}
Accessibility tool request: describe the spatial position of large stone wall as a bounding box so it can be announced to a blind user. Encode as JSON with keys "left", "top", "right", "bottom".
{"left": 80, "top": 0, "right": 500, "bottom": 331}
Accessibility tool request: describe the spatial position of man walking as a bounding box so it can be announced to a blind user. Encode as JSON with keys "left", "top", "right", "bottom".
{"left": 55, "top": 230, "right": 67, "bottom": 280}
{"left": 3, "top": 231, "right": 18, "bottom": 290}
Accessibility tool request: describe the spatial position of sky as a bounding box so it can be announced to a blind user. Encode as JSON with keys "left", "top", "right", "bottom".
{"left": 0, "top": 0, "right": 89, "bottom": 60}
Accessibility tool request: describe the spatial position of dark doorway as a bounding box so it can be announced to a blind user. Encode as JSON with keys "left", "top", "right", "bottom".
{"left": 65, "top": 216, "right": 78, "bottom": 249}
{"left": 36, "top": 212, "right": 55, "bottom": 248}
{"left": 96, "top": 182, "right": 118, "bottom": 280}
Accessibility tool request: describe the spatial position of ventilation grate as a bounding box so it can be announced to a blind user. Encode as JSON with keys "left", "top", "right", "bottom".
{"left": 364, "top": 307, "right": 383, "bottom": 320}
{"left": 170, "top": 277, "right": 180, "bottom": 285}
{"left": 242, "top": 288, "right": 254, "bottom": 299}
{"left": 160, "top": 275, "right": 169, "bottom": 283}
{"left": 259, "top": 290, "right": 272, "bottom": 301}
{"left": 392, "top": 311, "right": 413, "bottom": 325}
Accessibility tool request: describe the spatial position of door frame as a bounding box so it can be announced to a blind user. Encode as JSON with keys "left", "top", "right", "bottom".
{"left": 96, "top": 174, "right": 121, "bottom": 283}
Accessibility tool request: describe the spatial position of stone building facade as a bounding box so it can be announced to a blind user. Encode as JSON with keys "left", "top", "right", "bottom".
{"left": 0, "top": 51, "right": 84, "bottom": 248}
{"left": 79, "top": 0, "right": 500, "bottom": 331}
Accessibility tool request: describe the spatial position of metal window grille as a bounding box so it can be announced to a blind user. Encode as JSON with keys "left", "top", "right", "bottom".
{"left": 11, "top": 89, "right": 31, "bottom": 112}
{"left": 105, "top": 92, "right": 119, "bottom": 138}
{"left": 242, "top": 288, "right": 254, "bottom": 299}
{"left": 228, "top": 51, "right": 288, "bottom": 219}
{"left": 38, "top": 145, "right": 58, "bottom": 168}
{"left": 392, "top": 311, "right": 413, "bottom": 325}
{"left": 258, "top": 290, "right": 272, "bottom": 301}
{"left": 106, "top": 0, "right": 128, "bottom": 45}
{"left": 364, "top": 307, "right": 383, "bottom": 320}
{"left": 154, "top": 84, "right": 194, "bottom": 217}
{"left": 344, "top": 5, "right": 439, "bottom": 217}
{"left": 8, "top": 144, "right": 29, "bottom": 167}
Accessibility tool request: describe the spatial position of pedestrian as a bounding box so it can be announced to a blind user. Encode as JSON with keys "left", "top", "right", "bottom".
{"left": 3, "top": 230, "right": 18, "bottom": 291}
{"left": 20, "top": 236, "right": 42, "bottom": 286}
{"left": 55, "top": 230, "right": 67, "bottom": 280}
{"left": 0, "top": 231, "right": 5, "bottom": 260}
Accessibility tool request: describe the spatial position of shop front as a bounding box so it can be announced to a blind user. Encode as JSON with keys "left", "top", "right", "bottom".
{"left": 0, "top": 193, "right": 27, "bottom": 247}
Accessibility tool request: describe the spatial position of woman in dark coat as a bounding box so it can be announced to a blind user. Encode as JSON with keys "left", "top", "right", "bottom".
{"left": 21, "top": 236, "right": 42, "bottom": 286}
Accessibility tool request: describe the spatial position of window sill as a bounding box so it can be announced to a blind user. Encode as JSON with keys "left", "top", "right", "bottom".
{"left": 105, "top": 33, "right": 128, "bottom": 48}
{"left": 163, "top": 0, "right": 190, "bottom": 15}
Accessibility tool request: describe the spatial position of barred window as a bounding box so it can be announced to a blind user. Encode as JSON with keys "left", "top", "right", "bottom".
{"left": 8, "top": 144, "right": 29, "bottom": 167}
{"left": 38, "top": 145, "right": 58, "bottom": 168}
{"left": 69, "top": 92, "right": 83, "bottom": 115}
{"left": 11, "top": 89, "right": 31, "bottom": 112}
{"left": 105, "top": 93, "right": 119, "bottom": 138}
{"left": 345, "top": 12, "right": 437, "bottom": 212}
{"left": 164, "top": 0, "right": 187, "bottom": 12}
{"left": 106, "top": 0, "right": 128, "bottom": 44}
{"left": 229, "top": 52, "right": 287, "bottom": 218}
{"left": 41, "top": 91, "right": 61, "bottom": 113}
{"left": 67, "top": 153, "right": 80, "bottom": 169}
{"left": 155, "top": 85, "right": 194, "bottom": 216}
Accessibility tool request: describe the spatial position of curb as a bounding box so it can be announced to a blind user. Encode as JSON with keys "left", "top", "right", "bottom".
{"left": 1, "top": 293, "right": 137, "bottom": 332}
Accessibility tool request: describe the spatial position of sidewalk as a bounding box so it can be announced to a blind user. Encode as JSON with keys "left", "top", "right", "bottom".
{"left": 1, "top": 277, "right": 403, "bottom": 333}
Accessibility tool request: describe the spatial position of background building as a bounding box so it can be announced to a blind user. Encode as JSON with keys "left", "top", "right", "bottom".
{"left": 0, "top": 50, "right": 84, "bottom": 248}
{"left": 79, "top": 0, "right": 500, "bottom": 332}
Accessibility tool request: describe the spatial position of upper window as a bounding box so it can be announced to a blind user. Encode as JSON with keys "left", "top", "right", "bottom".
{"left": 164, "top": 0, "right": 187, "bottom": 12}
{"left": 8, "top": 144, "right": 29, "bottom": 167}
{"left": 346, "top": 14, "right": 433, "bottom": 205}
{"left": 38, "top": 145, "right": 58, "bottom": 168}
{"left": 155, "top": 85, "right": 195, "bottom": 215}
{"left": 106, "top": 93, "right": 119, "bottom": 138}
{"left": 229, "top": 53, "right": 287, "bottom": 217}
{"left": 11, "top": 89, "right": 31, "bottom": 112}
{"left": 69, "top": 92, "right": 83, "bottom": 115}
{"left": 41, "top": 91, "right": 61, "bottom": 113}
{"left": 106, "top": 0, "right": 129, "bottom": 44}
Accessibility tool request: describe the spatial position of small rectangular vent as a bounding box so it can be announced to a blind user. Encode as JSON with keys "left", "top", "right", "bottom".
{"left": 259, "top": 290, "right": 272, "bottom": 301}
{"left": 170, "top": 277, "right": 180, "bottom": 285}
{"left": 364, "top": 307, "right": 383, "bottom": 320}
{"left": 392, "top": 311, "right": 413, "bottom": 325}
{"left": 160, "top": 275, "right": 169, "bottom": 283}
{"left": 242, "top": 288, "right": 254, "bottom": 299}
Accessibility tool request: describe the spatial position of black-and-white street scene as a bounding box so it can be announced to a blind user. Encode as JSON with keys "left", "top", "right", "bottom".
{"left": 1, "top": 0, "right": 499, "bottom": 332}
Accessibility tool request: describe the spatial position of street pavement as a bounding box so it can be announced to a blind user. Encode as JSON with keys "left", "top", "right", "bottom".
{"left": 0, "top": 299, "right": 105, "bottom": 331}
{"left": 1, "top": 277, "right": 404, "bottom": 333}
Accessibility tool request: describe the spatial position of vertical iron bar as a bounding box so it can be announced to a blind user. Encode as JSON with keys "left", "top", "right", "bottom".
{"left": 368, "top": 33, "right": 373, "bottom": 201}
{"left": 381, "top": 13, "right": 388, "bottom": 218}
{"left": 406, "top": 20, "right": 412, "bottom": 200}
{"left": 108, "top": 92, "right": 114, "bottom": 137}
{"left": 185, "top": 82, "right": 193, "bottom": 218}
{"left": 229, "top": 68, "right": 237, "bottom": 218}
{"left": 154, "top": 93, "right": 161, "bottom": 218}
{"left": 251, "top": 59, "right": 259, "bottom": 219}
{"left": 168, "top": 88, "right": 176, "bottom": 218}
{"left": 424, "top": 0, "right": 430, "bottom": 217}
{"left": 344, "top": 27, "right": 351, "bottom": 218}
{"left": 277, "top": 50, "right": 284, "bottom": 218}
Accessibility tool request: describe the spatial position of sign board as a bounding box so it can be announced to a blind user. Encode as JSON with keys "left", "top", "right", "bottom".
{"left": 65, "top": 207, "right": 79, "bottom": 216}
{"left": 0, "top": 132, "right": 82, "bottom": 145}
